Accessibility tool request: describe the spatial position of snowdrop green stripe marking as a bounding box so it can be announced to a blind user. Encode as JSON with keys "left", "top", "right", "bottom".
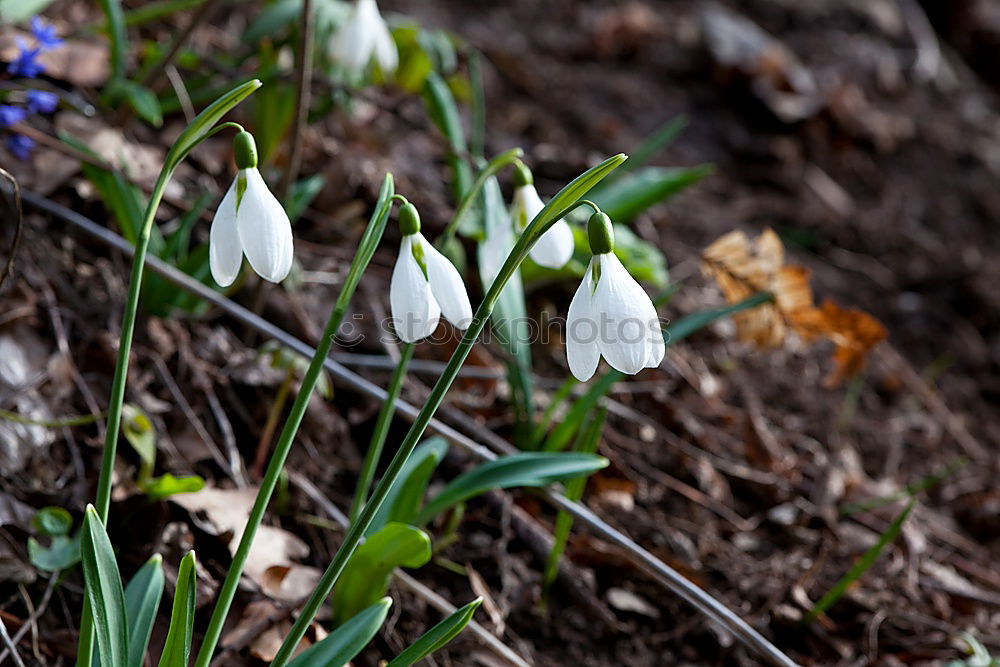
{"left": 270, "top": 153, "right": 628, "bottom": 667}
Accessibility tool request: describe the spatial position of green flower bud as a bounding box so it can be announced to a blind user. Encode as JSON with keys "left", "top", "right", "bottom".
{"left": 513, "top": 162, "right": 534, "bottom": 187}
{"left": 587, "top": 211, "right": 614, "bottom": 255}
{"left": 233, "top": 130, "right": 258, "bottom": 170}
{"left": 399, "top": 202, "right": 421, "bottom": 235}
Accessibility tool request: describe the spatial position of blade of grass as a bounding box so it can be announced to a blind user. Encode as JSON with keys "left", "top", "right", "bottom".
{"left": 387, "top": 597, "right": 483, "bottom": 667}
{"left": 806, "top": 500, "right": 915, "bottom": 622}
{"left": 157, "top": 550, "right": 196, "bottom": 667}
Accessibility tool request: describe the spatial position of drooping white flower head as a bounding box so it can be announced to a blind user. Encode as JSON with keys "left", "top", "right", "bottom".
{"left": 209, "top": 131, "right": 293, "bottom": 287}
{"left": 390, "top": 203, "right": 473, "bottom": 343}
{"left": 329, "top": 0, "right": 398, "bottom": 74}
{"left": 509, "top": 163, "right": 574, "bottom": 269}
{"left": 566, "top": 212, "right": 664, "bottom": 381}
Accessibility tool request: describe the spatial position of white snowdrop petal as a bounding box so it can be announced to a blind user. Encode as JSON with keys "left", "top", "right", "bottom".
{"left": 390, "top": 236, "right": 436, "bottom": 343}
{"left": 369, "top": 5, "right": 398, "bottom": 72}
{"left": 594, "top": 254, "right": 654, "bottom": 375}
{"left": 236, "top": 169, "right": 294, "bottom": 283}
{"left": 209, "top": 178, "right": 243, "bottom": 287}
{"left": 529, "top": 218, "right": 575, "bottom": 269}
{"left": 422, "top": 235, "right": 473, "bottom": 329}
{"left": 331, "top": 1, "right": 375, "bottom": 71}
{"left": 566, "top": 259, "right": 601, "bottom": 382}
{"left": 510, "top": 185, "right": 544, "bottom": 232}
{"left": 422, "top": 294, "right": 442, "bottom": 340}
{"left": 646, "top": 318, "right": 666, "bottom": 369}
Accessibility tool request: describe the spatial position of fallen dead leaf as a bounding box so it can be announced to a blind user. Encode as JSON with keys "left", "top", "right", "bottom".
{"left": 172, "top": 486, "right": 309, "bottom": 586}
{"left": 701, "top": 228, "right": 886, "bottom": 385}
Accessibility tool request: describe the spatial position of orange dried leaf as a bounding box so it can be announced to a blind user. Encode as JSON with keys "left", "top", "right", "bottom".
{"left": 702, "top": 229, "right": 887, "bottom": 385}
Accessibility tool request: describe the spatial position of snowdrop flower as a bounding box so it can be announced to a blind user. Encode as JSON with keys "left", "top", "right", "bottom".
{"left": 330, "top": 0, "right": 398, "bottom": 74}
{"left": 566, "top": 211, "right": 664, "bottom": 381}
{"left": 510, "top": 164, "right": 574, "bottom": 269}
{"left": 209, "top": 131, "right": 293, "bottom": 287}
{"left": 390, "top": 203, "right": 473, "bottom": 343}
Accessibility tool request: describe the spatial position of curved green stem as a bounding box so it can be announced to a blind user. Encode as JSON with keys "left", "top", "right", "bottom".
{"left": 348, "top": 342, "right": 414, "bottom": 523}
{"left": 270, "top": 153, "right": 627, "bottom": 666}
{"left": 437, "top": 147, "right": 523, "bottom": 248}
{"left": 193, "top": 174, "right": 396, "bottom": 667}
{"left": 76, "top": 80, "right": 260, "bottom": 667}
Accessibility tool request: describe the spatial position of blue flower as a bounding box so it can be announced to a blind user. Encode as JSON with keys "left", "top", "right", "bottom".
{"left": 8, "top": 39, "right": 45, "bottom": 78}
{"left": 6, "top": 134, "right": 35, "bottom": 160}
{"left": 0, "top": 105, "right": 28, "bottom": 128}
{"left": 26, "top": 90, "right": 58, "bottom": 114}
{"left": 30, "top": 17, "right": 62, "bottom": 50}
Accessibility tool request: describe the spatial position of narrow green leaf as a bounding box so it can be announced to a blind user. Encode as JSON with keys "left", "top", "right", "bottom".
{"left": 80, "top": 505, "right": 128, "bottom": 667}
{"left": 284, "top": 174, "right": 326, "bottom": 223}
{"left": 158, "top": 550, "right": 197, "bottom": 667}
{"left": 123, "top": 82, "right": 164, "bottom": 128}
{"left": 664, "top": 291, "right": 773, "bottom": 345}
{"left": 478, "top": 176, "right": 533, "bottom": 431}
{"left": 387, "top": 597, "right": 483, "bottom": 667}
{"left": 331, "top": 524, "right": 431, "bottom": 625}
{"left": 542, "top": 372, "right": 619, "bottom": 452}
{"left": 98, "top": 0, "right": 128, "bottom": 83}
{"left": 806, "top": 500, "right": 915, "bottom": 621}
{"left": 368, "top": 438, "right": 449, "bottom": 536}
{"left": 124, "top": 554, "right": 165, "bottom": 667}
{"left": 527, "top": 154, "right": 628, "bottom": 240}
{"left": 423, "top": 71, "right": 472, "bottom": 199}
{"left": 243, "top": 0, "right": 299, "bottom": 42}
{"left": 414, "top": 453, "right": 609, "bottom": 526}
{"left": 611, "top": 116, "right": 688, "bottom": 179}
{"left": 164, "top": 79, "right": 262, "bottom": 173}
{"left": 123, "top": 0, "right": 207, "bottom": 27}
{"left": 287, "top": 598, "right": 392, "bottom": 667}
{"left": 592, "top": 165, "right": 713, "bottom": 222}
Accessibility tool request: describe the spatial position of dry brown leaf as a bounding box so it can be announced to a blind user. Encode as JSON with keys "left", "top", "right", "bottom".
{"left": 172, "top": 486, "right": 309, "bottom": 586}
{"left": 702, "top": 228, "right": 887, "bottom": 385}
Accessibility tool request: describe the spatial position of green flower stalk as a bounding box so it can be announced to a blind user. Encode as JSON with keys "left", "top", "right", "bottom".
{"left": 77, "top": 80, "right": 261, "bottom": 667}
{"left": 193, "top": 174, "right": 397, "bottom": 667}
{"left": 269, "top": 153, "right": 629, "bottom": 666}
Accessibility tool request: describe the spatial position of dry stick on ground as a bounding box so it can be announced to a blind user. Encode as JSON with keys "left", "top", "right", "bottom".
{"left": 0, "top": 572, "right": 57, "bottom": 666}
{"left": 289, "top": 471, "right": 531, "bottom": 667}
{"left": 876, "top": 345, "right": 988, "bottom": 462}
{"left": 27, "top": 193, "right": 800, "bottom": 667}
